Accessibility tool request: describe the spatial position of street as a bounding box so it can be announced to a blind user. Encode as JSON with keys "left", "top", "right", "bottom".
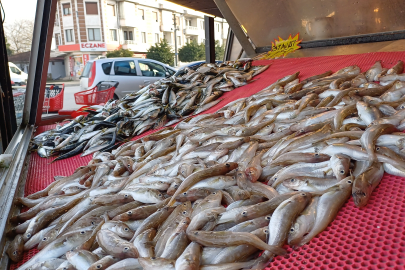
{"left": 62, "top": 85, "right": 83, "bottom": 111}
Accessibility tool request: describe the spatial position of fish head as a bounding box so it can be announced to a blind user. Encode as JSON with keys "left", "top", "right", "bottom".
{"left": 103, "top": 221, "right": 135, "bottom": 240}
{"left": 167, "top": 182, "right": 180, "bottom": 196}
{"left": 6, "top": 235, "right": 24, "bottom": 263}
{"left": 282, "top": 177, "right": 306, "bottom": 190}
{"left": 288, "top": 222, "right": 303, "bottom": 247}
{"left": 245, "top": 167, "right": 260, "bottom": 183}
{"left": 118, "top": 242, "right": 139, "bottom": 259}
{"left": 352, "top": 186, "right": 369, "bottom": 208}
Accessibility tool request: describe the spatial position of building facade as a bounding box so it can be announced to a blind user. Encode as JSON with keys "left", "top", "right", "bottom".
{"left": 52, "top": 0, "right": 229, "bottom": 79}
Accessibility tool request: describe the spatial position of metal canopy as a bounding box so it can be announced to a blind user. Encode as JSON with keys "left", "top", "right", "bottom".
{"left": 165, "top": 0, "right": 224, "bottom": 18}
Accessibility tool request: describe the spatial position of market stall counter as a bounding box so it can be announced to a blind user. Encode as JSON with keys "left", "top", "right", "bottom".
{"left": 10, "top": 51, "right": 405, "bottom": 269}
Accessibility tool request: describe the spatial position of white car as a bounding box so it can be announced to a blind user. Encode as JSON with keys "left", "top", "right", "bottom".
{"left": 80, "top": 58, "right": 177, "bottom": 99}
{"left": 9, "top": 62, "right": 28, "bottom": 85}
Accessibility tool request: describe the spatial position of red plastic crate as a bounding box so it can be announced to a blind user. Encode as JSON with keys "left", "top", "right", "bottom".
{"left": 42, "top": 84, "right": 64, "bottom": 112}
{"left": 74, "top": 82, "right": 117, "bottom": 106}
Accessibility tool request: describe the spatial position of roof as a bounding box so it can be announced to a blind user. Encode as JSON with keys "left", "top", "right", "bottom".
{"left": 165, "top": 0, "right": 223, "bottom": 18}
{"left": 8, "top": 51, "right": 31, "bottom": 63}
{"left": 8, "top": 50, "right": 66, "bottom": 63}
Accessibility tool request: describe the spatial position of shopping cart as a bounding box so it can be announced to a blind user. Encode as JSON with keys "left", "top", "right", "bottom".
{"left": 43, "top": 84, "right": 64, "bottom": 113}
{"left": 74, "top": 81, "right": 118, "bottom": 106}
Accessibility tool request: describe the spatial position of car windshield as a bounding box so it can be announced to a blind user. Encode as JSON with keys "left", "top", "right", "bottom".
{"left": 81, "top": 62, "right": 92, "bottom": 78}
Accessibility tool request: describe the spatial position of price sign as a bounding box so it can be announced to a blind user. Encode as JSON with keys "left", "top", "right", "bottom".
{"left": 261, "top": 33, "right": 302, "bottom": 59}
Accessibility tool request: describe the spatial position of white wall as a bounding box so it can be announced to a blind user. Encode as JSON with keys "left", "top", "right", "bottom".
{"left": 48, "top": 61, "right": 66, "bottom": 79}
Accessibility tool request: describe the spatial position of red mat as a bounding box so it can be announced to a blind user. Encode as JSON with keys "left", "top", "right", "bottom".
{"left": 10, "top": 52, "right": 405, "bottom": 269}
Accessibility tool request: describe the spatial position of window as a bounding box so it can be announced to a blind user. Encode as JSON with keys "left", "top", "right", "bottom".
{"left": 113, "top": 61, "right": 137, "bottom": 76}
{"left": 101, "top": 62, "right": 112, "bottom": 75}
{"left": 110, "top": 29, "right": 117, "bottom": 41}
{"left": 139, "top": 60, "right": 166, "bottom": 77}
{"left": 200, "top": 21, "right": 204, "bottom": 30}
{"left": 124, "top": 31, "right": 133, "bottom": 40}
{"left": 88, "top": 28, "right": 101, "bottom": 41}
{"left": 175, "top": 16, "right": 180, "bottom": 26}
{"left": 107, "top": 4, "right": 115, "bottom": 17}
{"left": 166, "top": 68, "right": 175, "bottom": 76}
{"left": 177, "top": 36, "right": 181, "bottom": 46}
{"left": 139, "top": 9, "right": 144, "bottom": 20}
{"left": 62, "top": 3, "right": 71, "bottom": 15}
{"left": 55, "top": 33, "right": 60, "bottom": 46}
{"left": 10, "top": 67, "right": 21, "bottom": 75}
{"left": 155, "top": 33, "right": 159, "bottom": 43}
{"left": 81, "top": 62, "right": 92, "bottom": 77}
{"left": 217, "top": 23, "right": 220, "bottom": 32}
{"left": 153, "top": 11, "right": 158, "bottom": 22}
{"left": 186, "top": 19, "right": 191, "bottom": 26}
{"left": 141, "top": 32, "right": 146, "bottom": 43}
{"left": 85, "top": 2, "right": 98, "bottom": 15}
{"left": 65, "top": 29, "right": 73, "bottom": 42}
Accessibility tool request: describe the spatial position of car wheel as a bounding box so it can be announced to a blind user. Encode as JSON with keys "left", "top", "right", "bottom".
{"left": 113, "top": 94, "right": 119, "bottom": 100}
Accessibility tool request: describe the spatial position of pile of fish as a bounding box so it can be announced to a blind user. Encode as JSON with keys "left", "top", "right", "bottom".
{"left": 10, "top": 59, "right": 405, "bottom": 270}
{"left": 31, "top": 60, "right": 269, "bottom": 162}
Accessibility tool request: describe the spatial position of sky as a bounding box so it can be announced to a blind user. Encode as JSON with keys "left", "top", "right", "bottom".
{"left": 2, "top": 0, "right": 37, "bottom": 26}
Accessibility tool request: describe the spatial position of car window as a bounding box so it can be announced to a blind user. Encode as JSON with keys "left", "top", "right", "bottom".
{"left": 101, "top": 62, "right": 112, "bottom": 75}
{"left": 139, "top": 60, "right": 166, "bottom": 77}
{"left": 166, "top": 68, "right": 175, "bottom": 76}
{"left": 81, "top": 62, "right": 92, "bottom": 78}
{"left": 10, "top": 66, "right": 20, "bottom": 74}
{"left": 113, "top": 60, "right": 137, "bottom": 76}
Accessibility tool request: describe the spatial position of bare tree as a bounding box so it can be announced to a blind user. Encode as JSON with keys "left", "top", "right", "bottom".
{"left": 5, "top": 20, "right": 34, "bottom": 54}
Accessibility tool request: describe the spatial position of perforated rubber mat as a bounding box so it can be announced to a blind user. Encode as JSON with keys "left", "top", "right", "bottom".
{"left": 10, "top": 52, "right": 405, "bottom": 269}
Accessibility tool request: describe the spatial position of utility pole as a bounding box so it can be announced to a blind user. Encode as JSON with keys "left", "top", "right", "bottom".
{"left": 173, "top": 14, "right": 178, "bottom": 67}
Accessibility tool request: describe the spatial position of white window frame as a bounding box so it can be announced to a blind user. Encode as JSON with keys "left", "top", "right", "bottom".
{"left": 65, "top": 29, "right": 74, "bottom": 43}
{"left": 110, "top": 29, "right": 117, "bottom": 41}
{"left": 107, "top": 4, "right": 115, "bottom": 17}
{"left": 141, "top": 32, "right": 146, "bottom": 43}
{"left": 62, "top": 2, "right": 71, "bottom": 16}
{"left": 155, "top": 33, "right": 159, "bottom": 43}
{"left": 88, "top": 28, "right": 101, "bottom": 41}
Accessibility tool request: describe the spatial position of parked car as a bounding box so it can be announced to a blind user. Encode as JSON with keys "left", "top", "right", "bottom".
{"left": 9, "top": 62, "right": 28, "bottom": 85}
{"left": 174, "top": 60, "right": 223, "bottom": 76}
{"left": 80, "top": 58, "right": 177, "bottom": 99}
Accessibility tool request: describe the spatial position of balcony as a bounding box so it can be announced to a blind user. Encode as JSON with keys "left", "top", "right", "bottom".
{"left": 184, "top": 26, "right": 201, "bottom": 36}
{"left": 123, "top": 40, "right": 136, "bottom": 45}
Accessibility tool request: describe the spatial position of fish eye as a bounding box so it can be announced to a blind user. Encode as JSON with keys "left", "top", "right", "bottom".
{"left": 242, "top": 211, "right": 247, "bottom": 215}
{"left": 182, "top": 211, "right": 187, "bottom": 214}
{"left": 194, "top": 231, "right": 198, "bottom": 235}
{"left": 152, "top": 257, "right": 156, "bottom": 259}
{"left": 314, "top": 153, "right": 319, "bottom": 156}
{"left": 127, "top": 211, "right": 132, "bottom": 214}
{"left": 225, "top": 163, "right": 230, "bottom": 167}
{"left": 174, "top": 185, "right": 178, "bottom": 188}
{"left": 264, "top": 229, "right": 269, "bottom": 234}
{"left": 12, "top": 251, "right": 17, "bottom": 255}
{"left": 212, "top": 192, "right": 217, "bottom": 195}
{"left": 26, "top": 233, "right": 31, "bottom": 238}
{"left": 301, "top": 193, "right": 306, "bottom": 196}
{"left": 340, "top": 170, "right": 345, "bottom": 174}
{"left": 124, "top": 247, "right": 129, "bottom": 251}
{"left": 158, "top": 194, "right": 162, "bottom": 197}
{"left": 80, "top": 231, "right": 85, "bottom": 234}
{"left": 124, "top": 228, "right": 129, "bottom": 231}
{"left": 290, "top": 228, "right": 294, "bottom": 232}
{"left": 376, "top": 147, "right": 380, "bottom": 151}
{"left": 183, "top": 192, "right": 187, "bottom": 195}
{"left": 290, "top": 179, "right": 295, "bottom": 182}
{"left": 42, "top": 237, "right": 47, "bottom": 241}
{"left": 183, "top": 203, "right": 187, "bottom": 206}
{"left": 127, "top": 164, "right": 130, "bottom": 167}
{"left": 96, "top": 265, "right": 102, "bottom": 269}
{"left": 91, "top": 221, "right": 95, "bottom": 225}
{"left": 124, "top": 194, "right": 129, "bottom": 197}
{"left": 348, "top": 180, "right": 352, "bottom": 184}
{"left": 265, "top": 216, "right": 271, "bottom": 220}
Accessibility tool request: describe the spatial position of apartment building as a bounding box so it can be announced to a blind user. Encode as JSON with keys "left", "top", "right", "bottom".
{"left": 52, "top": 0, "right": 229, "bottom": 78}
